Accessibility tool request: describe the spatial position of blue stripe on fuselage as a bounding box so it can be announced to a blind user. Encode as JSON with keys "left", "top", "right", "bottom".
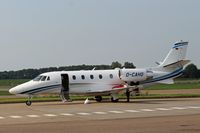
{"left": 142, "top": 68, "right": 183, "bottom": 84}
{"left": 20, "top": 84, "right": 61, "bottom": 94}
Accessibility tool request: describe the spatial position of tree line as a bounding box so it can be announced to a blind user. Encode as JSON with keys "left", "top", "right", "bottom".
{"left": 181, "top": 64, "right": 200, "bottom": 79}
{"left": 0, "top": 62, "right": 199, "bottom": 79}
{"left": 0, "top": 62, "right": 135, "bottom": 79}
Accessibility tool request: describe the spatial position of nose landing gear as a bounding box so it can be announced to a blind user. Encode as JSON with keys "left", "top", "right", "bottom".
{"left": 26, "top": 100, "right": 32, "bottom": 106}
{"left": 26, "top": 95, "right": 32, "bottom": 106}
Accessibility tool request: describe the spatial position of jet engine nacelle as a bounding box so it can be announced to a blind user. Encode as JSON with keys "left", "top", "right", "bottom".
{"left": 120, "top": 69, "right": 153, "bottom": 83}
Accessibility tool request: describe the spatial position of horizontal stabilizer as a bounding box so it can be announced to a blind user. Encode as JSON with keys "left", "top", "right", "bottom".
{"left": 163, "top": 60, "right": 190, "bottom": 68}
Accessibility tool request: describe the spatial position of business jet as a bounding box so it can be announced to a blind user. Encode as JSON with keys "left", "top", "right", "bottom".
{"left": 9, "top": 41, "right": 190, "bottom": 106}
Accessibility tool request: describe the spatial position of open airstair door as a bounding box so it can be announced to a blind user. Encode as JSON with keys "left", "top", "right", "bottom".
{"left": 60, "top": 74, "right": 70, "bottom": 102}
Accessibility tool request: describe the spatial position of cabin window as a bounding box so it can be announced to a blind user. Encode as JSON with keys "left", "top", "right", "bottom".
{"left": 110, "top": 74, "right": 113, "bottom": 79}
{"left": 41, "top": 76, "right": 47, "bottom": 81}
{"left": 47, "top": 76, "right": 50, "bottom": 81}
{"left": 72, "top": 75, "right": 76, "bottom": 80}
{"left": 90, "top": 75, "right": 94, "bottom": 79}
{"left": 99, "top": 74, "right": 103, "bottom": 79}
{"left": 81, "top": 75, "right": 85, "bottom": 80}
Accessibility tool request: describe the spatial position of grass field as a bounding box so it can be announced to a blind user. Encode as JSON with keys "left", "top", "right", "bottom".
{"left": 146, "top": 83, "right": 200, "bottom": 90}
{"left": 0, "top": 79, "right": 29, "bottom": 87}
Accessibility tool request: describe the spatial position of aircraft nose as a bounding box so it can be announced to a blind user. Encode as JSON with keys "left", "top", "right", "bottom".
{"left": 9, "top": 87, "right": 18, "bottom": 94}
{"left": 9, "top": 88, "right": 15, "bottom": 94}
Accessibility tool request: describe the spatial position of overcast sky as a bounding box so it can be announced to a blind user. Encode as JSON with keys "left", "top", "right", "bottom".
{"left": 0, "top": 0, "right": 199, "bottom": 71}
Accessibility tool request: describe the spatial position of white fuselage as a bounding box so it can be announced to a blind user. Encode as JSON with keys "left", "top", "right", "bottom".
{"left": 9, "top": 67, "right": 184, "bottom": 96}
{"left": 9, "top": 69, "right": 125, "bottom": 96}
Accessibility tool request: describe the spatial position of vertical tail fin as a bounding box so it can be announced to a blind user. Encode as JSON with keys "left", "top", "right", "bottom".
{"left": 160, "top": 41, "right": 189, "bottom": 67}
{"left": 150, "top": 41, "right": 190, "bottom": 84}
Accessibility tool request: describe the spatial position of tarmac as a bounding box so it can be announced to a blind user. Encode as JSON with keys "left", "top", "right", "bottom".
{"left": 0, "top": 98, "right": 200, "bottom": 133}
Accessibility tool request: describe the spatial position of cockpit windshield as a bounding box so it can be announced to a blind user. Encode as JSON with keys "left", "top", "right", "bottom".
{"left": 33, "top": 75, "right": 50, "bottom": 81}
{"left": 33, "top": 75, "right": 43, "bottom": 81}
{"left": 41, "top": 76, "right": 47, "bottom": 81}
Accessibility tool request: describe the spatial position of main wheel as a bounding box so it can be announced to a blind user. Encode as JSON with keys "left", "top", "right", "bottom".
{"left": 111, "top": 97, "right": 119, "bottom": 102}
{"left": 95, "top": 96, "right": 102, "bottom": 102}
{"left": 26, "top": 101, "right": 32, "bottom": 106}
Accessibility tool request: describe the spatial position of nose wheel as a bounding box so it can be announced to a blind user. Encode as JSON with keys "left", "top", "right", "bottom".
{"left": 26, "top": 95, "right": 32, "bottom": 106}
{"left": 26, "top": 100, "right": 32, "bottom": 106}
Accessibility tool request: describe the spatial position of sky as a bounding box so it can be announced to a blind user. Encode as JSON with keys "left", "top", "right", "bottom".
{"left": 0, "top": 0, "right": 199, "bottom": 71}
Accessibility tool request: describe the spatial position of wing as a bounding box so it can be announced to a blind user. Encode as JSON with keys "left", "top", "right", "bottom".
{"left": 111, "top": 84, "right": 128, "bottom": 93}
{"left": 88, "top": 84, "right": 128, "bottom": 95}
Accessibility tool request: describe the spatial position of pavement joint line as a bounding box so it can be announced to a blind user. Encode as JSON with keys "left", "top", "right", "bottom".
{"left": 170, "top": 107, "right": 188, "bottom": 110}
{"left": 9, "top": 116, "right": 23, "bottom": 119}
{"left": 0, "top": 116, "right": 5, "bottom": 119}
{"left": 93, "top": 112, "right": 108, "bottom": 115}
{"left": 155, "top": 108, "right": 173, "bottom": 111}
{"left": 26, "top": 115, "right": 40, "bottom": 118}
{"left": 44, "top": 114, "right": 57, "bottom": 117}
{"left": 77, "top": 113, "right": 91, "bottom": 115}
{"left": 108, "top": 111, "right": 124, "bottom": 114}
{"left": 124, "top": 110, "right": 140, "bottom": 113}
{"left": 60, "top": 113, "right": 74, "bottom": 116}
{"left": 186, "top": 106, "right": 200, "bottom": 109}
{"left": 140, "top": 109, "right": 155, "bottom": 112}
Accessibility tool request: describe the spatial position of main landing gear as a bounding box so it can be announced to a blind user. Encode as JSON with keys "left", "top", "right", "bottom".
{"left": 95, "top": 95, "right": 119, "bottom": 103}
{"left": 26, "top": 95, "right": 32, "bottom": 106}
{"left": 110, "top": 93, "right": 119, "bottom": 102}
{"left": 111, "top": 97, "right": 119, "bottom": 102}
{"left": 126, "top": 87, "right": 140, "bottom": 102}
{"left": 95, "top": 96, "right": 102, "bottom": 102}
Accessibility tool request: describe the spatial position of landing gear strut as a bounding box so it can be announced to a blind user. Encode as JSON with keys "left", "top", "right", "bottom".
{"left": 126, "top": 89, "right": 130, "bottom": 102}
{"left": 26, "top": 95, "right": 32, "bottom": 106}
{"left": 134, "top": 87, "right": 140, "bottom": 96}
{"left": 110, "top": 93, "right": 119, "bottom": 102}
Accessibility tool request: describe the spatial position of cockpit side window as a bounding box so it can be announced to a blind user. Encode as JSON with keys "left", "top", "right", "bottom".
{"left": 33, "top": 76, "right": 42, "bottom": 81}
{"left": 47, "top": 76, "right": 50, "bottom": 81}
{"left": 41, "top": 76, "right": 47, "bottom": 81}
